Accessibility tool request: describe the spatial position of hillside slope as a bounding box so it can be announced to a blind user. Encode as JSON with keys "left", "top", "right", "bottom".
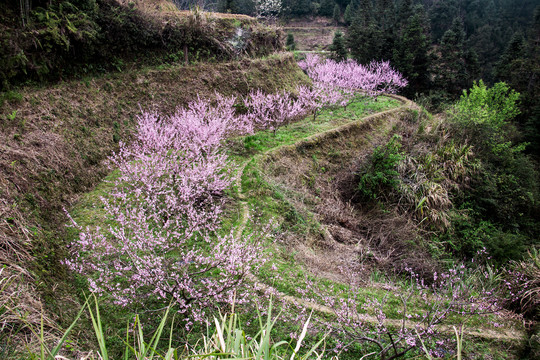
{"left": 0, "top": 53, "right": 309, "bottom": 356}
{"left": 231, "top": 96, "right": 526, "bottom": 358}
{"left": 0, "top": 0, "right": 282, "bottom": 90}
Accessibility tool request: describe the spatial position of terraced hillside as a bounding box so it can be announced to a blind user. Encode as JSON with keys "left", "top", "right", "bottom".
{"left": 283, "top": 17, "right": 346, "bottom": 51}
{"left": 0, "top": 52, "right": 309, "bottom": 357}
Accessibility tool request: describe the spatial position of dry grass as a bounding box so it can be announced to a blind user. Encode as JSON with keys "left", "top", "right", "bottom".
{"left": 0, "top": 54, "right": 309, "bottom": 358}
{"left": 115, "top": 0, "right": 256, "bottom": 21}
{"left": 255, "top": 104, "right": 439, "bottom": 281}
{"left": 282, "top": 17, "right": 345, "bottom": 51}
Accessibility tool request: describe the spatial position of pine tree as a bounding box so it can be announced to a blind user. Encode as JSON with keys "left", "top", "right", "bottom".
{"left": 395, "top": 0, "right": 413, "bottom": 34}
{"left": 329, "top": 30, "right": 348, "bottom": 61}
{"left": 346, "top": 20, "right": 382, "bottom": 63}
{"left": 333, "top": 4, "right": 341, "bottom": 24}
{"left": 286, "top": 32, "right": 296, "bottom": 51}
{"left": 345, "top": 0, "right": 382, "bottom": 63}
{"left": 393, "top": 8, "right": 431, "bottom": 96}
{"left": 357, "top": 0, "right": 373, "bottom": 26}
{"left": 428, "top": 0, "right": 460, "bottom": 41}
{"left": 320, "top": 0, "right": 336, "bottom": 17}
{"left": 376, "top": 0, "right": 395, "bottom": 32}
{"left": 495, "top": 32, "right": 526, "bottom": 80}
{"left": 434, "top": 17, "right": 476, "bottom": 96}
{"left": 344, "top": 3, "right": 353, "bottom": 25}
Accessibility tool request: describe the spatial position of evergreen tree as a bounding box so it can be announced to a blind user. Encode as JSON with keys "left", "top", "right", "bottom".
{"left": 344, "top": 3, "right": 353, "bottom": 25}
{"left": 286, "top": 32, "right": 296, "bottom": 51}
{"left": 345, "top": 0, "right": 381, "bottom": 63}
{"left": 395, "top": 0, "right": 413, "bottom": 34}
{"left": 333, "top": 4, "right": 341, "bottom": 24}
{"left": 320, "top": 0, "right": 336, "bottom": 17}
{"left": 495, "top": 32, "right": 526, "bottom": 80}
{"left": 434, "top": 17, "right": 477, "bottom": 96}
{"left": 393, "top": 8, "right": 432, "bottom": 96}
{"left": 346, "top": 20, "right": 382, "bottom": 63}
{"left": 376, "top": 0, "right": 395, "bottom": 32}
{"left": 496, "top": 8, "right": 540, "bottom": 155}
{"left": 428, "top": 0, "right": 459, "bottom": 41}
{"left": 373, "top": 0, "right": 396, "bottom": 62}
{"left": 356, "top": 0, "right": 373, "bottom": 26}
{"left": 329, "top": 30, "right": 348, "bottom": 61}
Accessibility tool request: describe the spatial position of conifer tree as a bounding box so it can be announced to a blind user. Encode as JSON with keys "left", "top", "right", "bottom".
{"left": 344, "top": 2, "right": 353, "bottom": 25}
{"left": 346, "top": 0, "right": 382, "bottom": 63}
{"left": 395, "top": 0, "right": 413, "bottom": 34}
{"left": 392, "top": 8, "right": 431, "bottom": 96}
{"left": 286, "top": 32, "right": 296, "bottom": 51}
{"left": 320, "top": 0, "right": 335, "bottom": 17}
{"left": 434, "top": 17, "right": 478, "bottom": 95}
{"left": 346, "top": 19, "right": 382, "bottom": 63}
{"left": 329, "top": 30, "right": 347, "bottom": 61}
{"left": 357, "top": 0, "right": 373, "bottom": 26}
{"left": 376, "top": 0, "right": 395, "bottom": 32}
{"left": 495, "top": 32, "right": 526, "bottom": 80}
{"left": 333, "top": 4, "right": 341, "bottom": 24}
{"left": 428, "top": 0, "right": 460, "bottom": 41}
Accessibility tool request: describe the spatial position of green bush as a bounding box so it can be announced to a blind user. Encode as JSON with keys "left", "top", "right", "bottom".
{"left": 286, "top": 32, "right": 296, "bottom": 51}
{"left": 444, "top": 81, "right": 539, "bottom": 262}
{"left": 357, "top": 134, "right": 403, "bottom": 201}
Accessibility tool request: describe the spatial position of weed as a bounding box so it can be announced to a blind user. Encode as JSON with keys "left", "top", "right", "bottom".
{"left": 7, "top": 110, "right": 17, "bottom": 121}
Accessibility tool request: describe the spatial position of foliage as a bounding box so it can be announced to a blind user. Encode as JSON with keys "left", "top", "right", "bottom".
{"left": 454, "top": 80, "right": 520, "bottom": 132}
{"left": 21, "top": 295, "right": 327, "bottom": 360}
{"left": 397, "top": 137, "right": 473, "bottom": 231}
{"left": 64, "top": 95, "right": 266, "bottom": 322}
{"left": 449, "top": 81, "right": 538, "bottom": 237}
{"left": 285, "top": 32, "right": 295, "bottom": 51}
{"left": 503, "top": 248, "right": 540, "bottom": 321}
{"left": 357, "top": 134, "right": 403, "bottom": 201}
{"left": 0, "top": 1, "right": 282, "bottom": 90}
{"left": 329, "top": 31, "right": 347, "bottom": 62}
{"left": 436, "top": 81, "right": 539, "bottom": 262}
{"left": 302, "top": 262, "right": 502, "bottom": 360}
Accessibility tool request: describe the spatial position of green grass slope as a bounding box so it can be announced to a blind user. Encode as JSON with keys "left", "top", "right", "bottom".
{"left": 0, "top": 52, "right": 309, "bottom": 357}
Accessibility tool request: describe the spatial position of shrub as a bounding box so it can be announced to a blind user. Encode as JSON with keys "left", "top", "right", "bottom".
{"left": 285, "top": 32, "right": 295, "bottom": 51}
{"left": 357, "top": 134, "right": 403, "bottom": 201}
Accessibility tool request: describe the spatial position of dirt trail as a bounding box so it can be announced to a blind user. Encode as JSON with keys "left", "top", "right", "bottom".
{"left": 233, "top": 95, "right": 525, "bottom": 343}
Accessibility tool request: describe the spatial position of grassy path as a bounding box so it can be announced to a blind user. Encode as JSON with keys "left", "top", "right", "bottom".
{"left": 232, "top": 95, "right": 525, "bottom": 343}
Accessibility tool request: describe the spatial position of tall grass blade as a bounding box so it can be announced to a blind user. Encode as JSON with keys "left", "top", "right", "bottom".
{"left": 415, "top": 328, "right": 433, "bottom": 360}
{"left": 453, "top": 326, "right": 463, "bottom": 360}
{"left": 49, "top": 298, "right": 89, "bottom": 359}
{"left": 86, "top": 294, "right": 109, "bottom": 360}
{"left": 214, "top": 316, "right": 226, "bottom": 352}
{"left": 291, "top": 311, "right": 312, "bottom": 360}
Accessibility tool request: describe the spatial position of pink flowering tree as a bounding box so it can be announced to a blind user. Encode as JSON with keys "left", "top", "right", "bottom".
{"left": 243, "top": 89, "right": 307, "bottom": 134}
{"left": 298, "top": 54, "right": 408, "bottom": 102}
{"left": 296, "top": 84, "right": 348, "bottom": 120}
{"left": 64, "top": 97, "right": 265, "bottom": 324}
{"left": 297, "top": 263, "right": 501, "bottom": 359}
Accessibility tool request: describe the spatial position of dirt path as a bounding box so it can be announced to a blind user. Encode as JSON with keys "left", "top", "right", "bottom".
{"left": 232, "top": 95, "right": 525, "bottom": 343}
